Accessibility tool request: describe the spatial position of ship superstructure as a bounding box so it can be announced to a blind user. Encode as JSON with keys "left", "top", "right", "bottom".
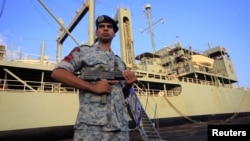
{"left": 115, "top": 3, "right": 250, "bottom": 134}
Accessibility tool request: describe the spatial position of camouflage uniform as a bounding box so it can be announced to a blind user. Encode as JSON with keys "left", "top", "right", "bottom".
{"left": 54, "top": 45, "right": 129, "bottom": 141}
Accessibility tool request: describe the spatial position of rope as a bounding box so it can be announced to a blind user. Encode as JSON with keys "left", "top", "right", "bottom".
{"left": 224, "top": 89, "right": 248, "bottom": 122}
{"left": 163, "top": 95, "right": 200, "bottom": 124}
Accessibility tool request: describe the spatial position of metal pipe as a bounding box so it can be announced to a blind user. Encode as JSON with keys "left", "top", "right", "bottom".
{"left": 38, "top": 0, "right": 80, "bottom": 46}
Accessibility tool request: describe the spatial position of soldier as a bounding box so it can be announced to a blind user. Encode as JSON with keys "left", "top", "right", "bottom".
{"left": 51, "top": 15, "right": 137, "bottom": 141}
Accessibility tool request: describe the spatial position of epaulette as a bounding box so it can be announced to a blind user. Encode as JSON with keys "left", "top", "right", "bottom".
{"left": 115, "top": 55, "right": 120, "bottom": 58}
{"left": 79, "top": 44, "right": 92, "bottom": 48}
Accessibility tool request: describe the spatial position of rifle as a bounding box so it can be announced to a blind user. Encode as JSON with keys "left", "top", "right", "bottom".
{"left": 80, "top": 70, "right": 124, "bottom": 104}
{"left": 81, "top": 70, "right": 124, "bottom": 81}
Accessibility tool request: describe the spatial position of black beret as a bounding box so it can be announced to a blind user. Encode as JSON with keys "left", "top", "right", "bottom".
{"left": 95, "top": 15, "right": 119, "bottom": 33}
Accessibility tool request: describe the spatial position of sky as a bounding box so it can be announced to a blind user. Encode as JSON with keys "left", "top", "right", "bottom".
{"left": 0, "top": 0, "right": 250, "bottom": 87}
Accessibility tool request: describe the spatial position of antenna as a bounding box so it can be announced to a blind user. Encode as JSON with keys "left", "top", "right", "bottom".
{"left": 141, "top": 4, "right": 163, "bottom": 54}
{"left": 208, "top": 42, "right": 211, "bottom": 49}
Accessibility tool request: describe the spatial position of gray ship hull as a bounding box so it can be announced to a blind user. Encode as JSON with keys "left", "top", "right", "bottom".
{"left": 1, "top": 81, "right": 250, "bottom": 138}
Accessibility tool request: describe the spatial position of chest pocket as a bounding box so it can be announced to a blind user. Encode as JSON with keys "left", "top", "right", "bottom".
{"left": 88, "top": 58, "right": 109, "bottom": 71}
{"left": 81, "top": 51, "right": 113, "bottom": 71}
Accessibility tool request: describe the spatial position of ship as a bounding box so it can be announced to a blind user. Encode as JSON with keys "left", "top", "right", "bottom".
{"left": 1, "top": 0, "right": 250, "bottom": 141}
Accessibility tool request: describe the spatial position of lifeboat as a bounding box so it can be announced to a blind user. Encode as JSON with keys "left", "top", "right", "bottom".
{"left": 191, "top": 55, "right": 214, "bottom": 68}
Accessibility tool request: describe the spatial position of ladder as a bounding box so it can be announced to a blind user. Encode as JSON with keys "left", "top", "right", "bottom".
{"left": 128, "top": 87, "right": 164, "bottom": 141}
{"left": 139, "top": 107, "right": 163, "bottom": 141}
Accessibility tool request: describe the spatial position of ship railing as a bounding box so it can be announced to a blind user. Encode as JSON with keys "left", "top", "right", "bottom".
{"left": 135, "top": 71, "right": 173, "bottom": 81}
{"left": 135, "top": 70, "right": 221, "bottom": 87}
{"left": 133, "top": 86, "right": 180, "bottom": 97}
{"left": 181, "top": 77, "right": 217, "bottom": 86}
{"left": 133, "top": 82, "right": 181, "bottom": 98}
{"left": 135, "top": 70, "right": 234, "bottom": 88}
{"left": 0, "top": 79, "right": 77, "bottom": 94}
{"left": 4, "top": 50, "right": 57, "bottom": 64}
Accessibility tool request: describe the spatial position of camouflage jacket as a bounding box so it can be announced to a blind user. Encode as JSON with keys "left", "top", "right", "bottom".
{"left": 54, "top": 45, "right": 128, "bottom": 131}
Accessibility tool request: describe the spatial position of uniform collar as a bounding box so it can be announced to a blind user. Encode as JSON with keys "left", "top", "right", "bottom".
{"left": 95, "top": 45, "right": 114, "bottom": 54}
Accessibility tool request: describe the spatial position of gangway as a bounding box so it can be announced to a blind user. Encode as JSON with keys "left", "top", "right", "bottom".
{"left": 128, "top": 88, "right": 164, "bottom": 141}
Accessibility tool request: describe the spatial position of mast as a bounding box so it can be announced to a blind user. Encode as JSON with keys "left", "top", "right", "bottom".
{"left": 141, "top": 4, "right": 163, "bottom": 54}
{"left": 145, "top": 4, "right": 155, "bottom": 54}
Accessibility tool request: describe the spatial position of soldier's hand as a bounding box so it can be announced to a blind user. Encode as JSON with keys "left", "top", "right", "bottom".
{"left": 91, "top": 80, "right": 112, "bottom": 94}
{"left": 122, "top": 70, "right": 137, "bottom": 86}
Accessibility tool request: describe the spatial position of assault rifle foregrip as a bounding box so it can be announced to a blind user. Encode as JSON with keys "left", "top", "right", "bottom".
{"left": 80, "top": 70, "right": 124, "bottom": 104}
{"left": 81, "top": 70, "right": 124, "bottom": 80}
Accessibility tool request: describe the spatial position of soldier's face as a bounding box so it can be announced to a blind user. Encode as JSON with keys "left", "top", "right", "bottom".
{"left": 96, "top": 23, "right": 115, "bottom": 41}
